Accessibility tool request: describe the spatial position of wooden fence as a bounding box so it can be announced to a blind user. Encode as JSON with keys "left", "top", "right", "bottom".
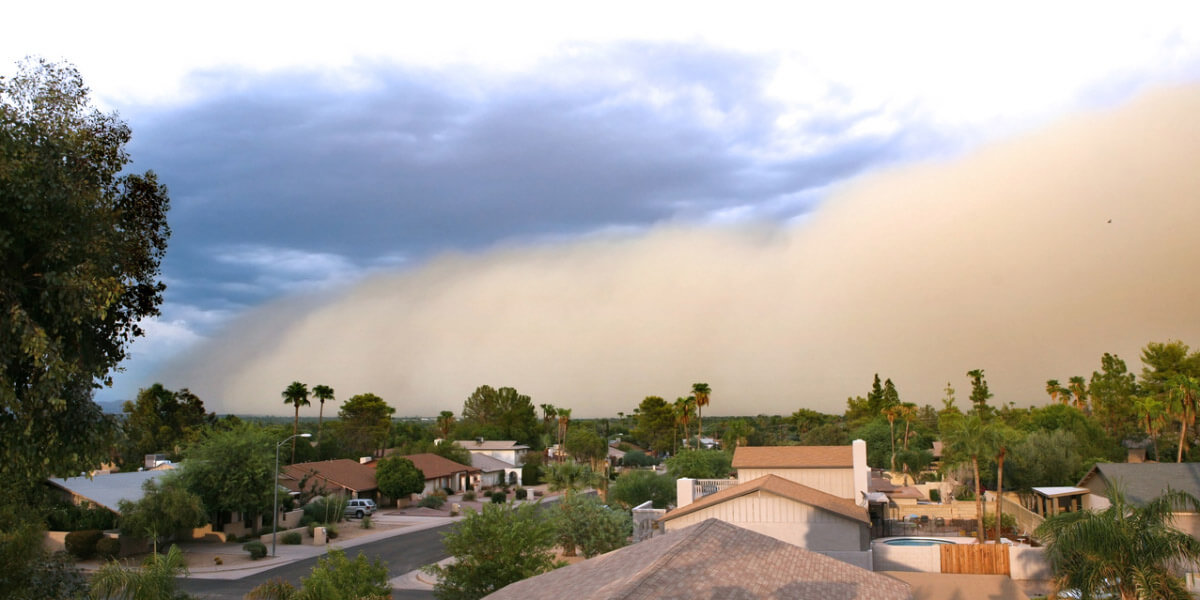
{"left": 940, "top": 544, "right": 1010, "bottom": 575}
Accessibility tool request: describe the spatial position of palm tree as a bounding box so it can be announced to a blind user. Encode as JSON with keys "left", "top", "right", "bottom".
{"left": 882, "top": 405, "right": 900, "bottom": 472}
{"left": 1168, "top": 374, "right": 1200, "bottom": 462}
{"left": 556, "top": 408, "right": 572, "bottom": 460}
{"left": 1135, "top": 395, "right": 1167, "bottom": 460}
{"left": 540, "top": 403, "right": 557, "bottom": 436}
{"left": 899, "top": 404, "right": 917, "bottom": 451}
{"left": 311, "top": 384, "right": 334, "bottom": 451}
{"left": 941, "top": 413, "right": 1002, "bottom": 542}
{"left": 674, "top": 397, "right": 695, "bottom": 450}
{"left": 1036, "top": 487, "right": 1200, "bottom": 600}
{"left": 436, "top": 410, "right": 456, "bottom": 439}
{"left": 1067, "top": 376, "right": 1089, "bottom": 412}
{"left": 692, "top": 382, "right": 711, "bottom": 444}
{"left": 91, "top": 544, "right": 189, "bottom": 600}
{"left": 1045, "top": 379, "right": 1062, "bottom": 404}
{"left": 282, "top": 381, "right": 310, "bottom": 463}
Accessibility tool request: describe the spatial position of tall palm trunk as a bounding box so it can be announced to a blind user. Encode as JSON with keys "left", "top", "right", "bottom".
{"left": 317, "top": 400, "right": 325, "bottom": 453}
{"left": 292, "top": 404, "right": 300, "bottom": 462}
{"left": 994, "top": 446, "right": 1006, "bottom": 543}
{"left": 973, "top": 456, "right": 984, "bottom": 543}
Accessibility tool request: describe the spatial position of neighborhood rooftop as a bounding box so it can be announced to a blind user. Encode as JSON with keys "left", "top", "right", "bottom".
{"left": 281, "top": 459, "right": 379, "bottom": 493}
{"left": 660, "top": 474, "right": 870, "bottom": 525}
{"left": 47, "top": 470, "right": 170, "bottom": 514}
{"left": 1078, "top": 462, "right": 1200, "bottom": 505}
{"left": 731, "top": 445, "right": 853, "bottom": 469}
{"left": 484, "top": 518, "right": 911, "bottom": 600}
{"left": 453, "top": 440, "right": 529, "bottom": 451}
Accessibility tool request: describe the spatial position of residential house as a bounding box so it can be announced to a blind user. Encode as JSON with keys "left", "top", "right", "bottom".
{"left": 453, "top": 439, "right": 529, "bottom": 466}
{"left": 401, "top": 453, "right": 481, "bottom": 495}
{"left": 47, "top": 470, "right": 172, "bottom": 514}
{"left": 468, "top": 452, "right": 522, "bottom": 488}
{"left": 281, "top": 459, "right": 379, "bottom": 500}
{"left": 660, "top": 440, "right": 874, "bottom": 565}
{"left": 484, "top": 518, "right": 912, "bottom": 600}
{"left": 1076, "top": 462, "right": 1200, "bottom": 537}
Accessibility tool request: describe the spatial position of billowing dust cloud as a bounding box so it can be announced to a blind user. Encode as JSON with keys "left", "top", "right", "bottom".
{"left": 159, "top": 86, "right": 1200, "bottom": 417}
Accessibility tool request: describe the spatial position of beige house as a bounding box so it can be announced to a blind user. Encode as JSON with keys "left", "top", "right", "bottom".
{"left": 660, "top": 440, "right": 874, "bottom": 565}
{"left": 453, "top": 439, "right": 529, "bottom": 466}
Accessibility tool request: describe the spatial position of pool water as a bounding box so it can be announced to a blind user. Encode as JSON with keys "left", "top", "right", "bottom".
{"left": 882, "top": 538, "right": 956, "bottom": 546}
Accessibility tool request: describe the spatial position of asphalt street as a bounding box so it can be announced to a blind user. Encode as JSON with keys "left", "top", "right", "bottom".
{"left": 178, "top": 522, "right": 452, "bottom": 599}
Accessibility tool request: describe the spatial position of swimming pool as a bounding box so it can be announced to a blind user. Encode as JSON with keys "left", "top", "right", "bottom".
{"left": 881, "top": 537, "right": 957, "bottom": 546}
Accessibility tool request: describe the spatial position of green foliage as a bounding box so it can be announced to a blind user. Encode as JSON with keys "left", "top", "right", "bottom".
{"left": 894, "top": 448, "right": 933, "bottom": 476}
{"left": 515, "top": 488, "right": 528, "bottom": 500}
{"left": 632, "top": 396, "right": 675, "bottom": 455}
{"left": 180, "top": 424, "right": 275, "bottom": 525}
{"left": 565, "top": 427, "right": 607, "bottom": 466}
{"left": 64, "top": 529, "right": 104, "bottom": 560}
{"left": 928, "top": 488, "right": 941, "bottom": 502}
{"left": 848, "top": 418, "right": 893, "bottom": 469}
{"left": 281, "top": 531, "right": 302, "bottom": 545}
{"left": 360, "top": 515, "right": 372, "bottom": 529}
{"left": 375, "top": 456, "right": 425, "bottom": 501}
{"left": 425, "top": 502, "right": 561, "bottom": 600}
{"left": 1006, "top": 430, "right": 1084, "bottom": 492}
{"left": 301, "top": 495, "right": 347, "bottom": 525}
{"left": 521, "top": 453, "right": 543, "bottom": 486}
{"left": 799, "top": 423, "right": 850, "bottom": 446}
{"left": 118, "top": 474, "right": 207, "bottom": 554}
{"left": 46, "top": 501, "right": 119, "bottom": 531}
{"left": 244, "top": 540, "right": 268, "bottom": 560}
{"left": 459, "top": 385, "right": 541, "bottom": 447}
{"left": 96, "top": 536, "right": 121, "bottom": 560}
{"left": 545, "top": 461, "right": 600, "bottom": 495}
{"left": 554, "top": 493, "right": 630, "bottom": 558}
{"left": 91, "top": 544, "right": 190, "bottom": 600}
{"left": 490, "top": 492, "right": 506, "bottom": 503}
{"left": 298, "top": 549, "right": 390, "bottom": 600}
{"left": 462, "top": 491, "right": 477, "bottom": 501}
{"left": 620, "top": 450, "right": 657, "bottom": 467}
{"left": 337, "top": 393, "right": 395, "bottom": 458}
{"left": 1024, "top": 404, "right": 1122, "bottom": 465}
{"left": 608, "top": 470, "right": 675, "bottom": 509}
{"left": 419, "top": 494, "right": 447, "bottom": 509}
{"left": 1, "top": 58, "right": 171, "bottom": 500}
{"left": 119, "top": 384, "right": 210, "bottom": 468}
{"left": 1036, "top": 488, "right": 1200, "bottom": 600}
{"left": 664, "top": 449, "right": 731, "bottom": 479}
{"left": 982, "top": 512, "right": 1017, "bottom": 535}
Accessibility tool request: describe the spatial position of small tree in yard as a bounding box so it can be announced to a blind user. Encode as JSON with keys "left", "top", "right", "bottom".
{"left": 118, "top": 474, "right": 208, "bottom": 555}
{"left": 245, "top": 548, "right": 390, "bottom": 600}
{"left": 374, "top": 456, "right": 425, "bottom": 504}
{"left": 424, "top": 502, "right": 562, "bottom": 600}
{"left": 608, "top": 470, "right": 675, "bottom": 509}
{"left": 91, "top": 544, "right": 190, "bottom": 600}
{"left": 553, "top": 493, "right": 631, "bottom": 558}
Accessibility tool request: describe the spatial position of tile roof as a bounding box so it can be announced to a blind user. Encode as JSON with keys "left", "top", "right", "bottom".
{"left": 485, "top": 518, "right": 911, "bottom": 600}
{"left": 1079, "top": 462, "right": 1200, "bottom": 506}
{"left": 402, "top": 453, "right": 480, "bottom": 480}
{"left": 48, "top": 470, "right": 171, "bottom": 514}
{"left": 453, "top": 440, "right": 530, "bottom": 451}
{"left": 469, "top": 453, "right": 516, "bottom": 473}
{"left": 281, "top": 459, "right": 378, "bottom": 492}
{"left": 732, "top": 445, "right": 853, "bottom": 469}
{"left": 660, "top": 474, "right": 869, "bottom": 525}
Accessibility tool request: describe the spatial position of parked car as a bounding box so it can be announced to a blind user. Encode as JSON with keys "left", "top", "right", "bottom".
{"left": 346, "top": 498, "right": 376, "bottom": 519}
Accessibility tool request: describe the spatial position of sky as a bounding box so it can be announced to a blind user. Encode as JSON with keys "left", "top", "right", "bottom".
{"left": 5, "top": 2, "right": 1200, "bottom": 417}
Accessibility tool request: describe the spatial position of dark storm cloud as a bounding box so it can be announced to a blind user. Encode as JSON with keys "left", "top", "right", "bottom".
{"left": 122, "top": 44, "right": 918, "bottom": 311}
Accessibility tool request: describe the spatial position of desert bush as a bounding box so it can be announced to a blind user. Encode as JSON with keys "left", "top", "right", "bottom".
{"left": 928, "top": 489, "right": 941, "bottom": 502}
{"left": 46, "top": 502, "right": 118, "bottom": 532}
{"left": 281, "top": 531, "right": 302, "bottom": 545}
{"left": 64, "top": 529, "right": 104, "bottom": 560}
{"left": 418, "top": 495, "right": 446, "bottom": 509}
{"left": 462, "top": 491, "right": 477, "bottom": 501}
{"left": 95, "top": 536, "right": 121, "bottom": 560}
{"left": 324, "top": 524, "right": 338, "bottom": 539}
{"left": 490, "top": 492, "right": 506, "bottom": 504}
{"left": 360, "top": 516, "right": 373, "bottom": 529}
{"left": 515, "top": 488, "right": 528, "bottom": 500}
{"left": 243, "top": 541, "right": 267, "bottom": 560}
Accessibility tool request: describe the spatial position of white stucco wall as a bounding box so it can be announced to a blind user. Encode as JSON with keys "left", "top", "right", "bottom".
{"left": 662, "top": 491, "right": 866, "bottom": 551}
{"left": 736, "top": 467, "right": 855, "bottom": 499}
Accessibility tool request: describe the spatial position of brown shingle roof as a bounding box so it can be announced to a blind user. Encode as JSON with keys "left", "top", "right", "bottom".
{"left": 484, "top": 519, "right": 911, "bottom": 600}
{"left": 660, "top": 474, "right": 869, "bottom": 525}
{"left": 281, "top": 459, "right": 378, "bottom": 493}
{"left": 401, "top": 453, "right": 480, "bottom": 480}
{"left": 732, "top": 445, "right": 853, "bottom": 468}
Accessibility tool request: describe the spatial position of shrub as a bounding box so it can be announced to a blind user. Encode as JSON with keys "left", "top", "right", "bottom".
{"left": 47, "top": 502, "right": 118, "bottom": 532}
{"left": 64, "top": 529, "right": 104, "bottom": 560}
{"left": 609, "top": 469, "right": 675, "bottom": 509}
{"left": 324, "top": 524, "right": 338, "bottom": 539}
{"left": 303, "top": 495, "right": 347, "bottom": 524}
{"left": 515, "top": 488, "right": 528, "bottom": 500}
{"left": 418, "top": 495, "right": 446, "bottom": 509}
{"left": 95, "top": 536, "right": 121, "bottom": 560}
{"left": 443, "top": 487, "right": 455, "bottom": 496}
{"left": 243, "top": 541, "right": 267, "bottom": 560}
{"left": 360, "top": 516, "right": 372, "bottom": 529}
{"left": 462, "top": 491, "right": 477, "bottom": 501}
{"left": 281, "top": 531, "right": 302, "bottom": 545}
{"left": 621, "top": 450, "right": 658, "bottom": 468}
{"left": 928, "top": 489, "right": 941, "bottom": 502}
{"left": 306, "top": 522, "right": 316, "bottom": 538}
{"left": 490, "top": 492, "right": 506, "bottom": 504}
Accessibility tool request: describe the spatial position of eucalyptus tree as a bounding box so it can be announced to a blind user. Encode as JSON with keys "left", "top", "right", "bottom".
{"left": 282, "top": 381, "right": 310, "bottom": 462}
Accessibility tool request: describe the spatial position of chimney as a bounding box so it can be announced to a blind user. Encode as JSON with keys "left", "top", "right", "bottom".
{"left": 852, "top": 439, "right": 869, "bottom": 506}
{"left": 676, "top": 477, "right": 695, "bottom": 508}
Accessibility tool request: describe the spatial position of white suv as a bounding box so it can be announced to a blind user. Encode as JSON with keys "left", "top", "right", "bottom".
{"left": 346, "top": 498, "right": 376, "bottom": 519}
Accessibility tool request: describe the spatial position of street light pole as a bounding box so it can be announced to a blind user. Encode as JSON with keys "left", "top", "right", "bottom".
{"left": 273, "top": 432, "right": 312, "bottom": 557}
